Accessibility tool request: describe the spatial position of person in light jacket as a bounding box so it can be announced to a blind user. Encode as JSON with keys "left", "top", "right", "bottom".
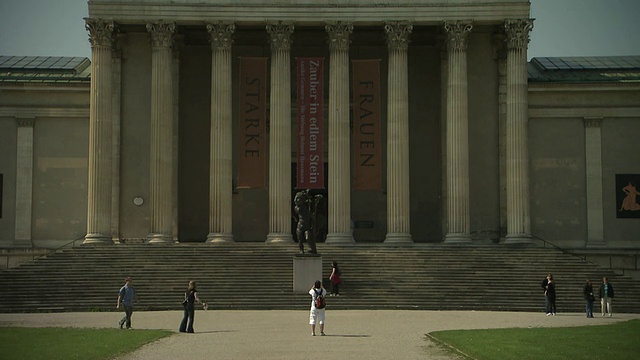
{"left": 599, "top": 277, "right": 615, "bottom": 317}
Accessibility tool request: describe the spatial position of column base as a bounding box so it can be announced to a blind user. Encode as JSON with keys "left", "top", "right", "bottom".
{"left": 503, "top": 234, "right": 533, "bottom": 245}
{"left": 325, "top": 233, "right": 355, "bottom": 244}
{"left": 83, "top": 233, "right": 115, "bottom": 245}
{"left": 147, "top": 233, "right": 175, "bottom": 244}
{"left": 444, "top": 233, "right": 472, "bottom": 244}
{"left": 11, "top": 239, "right": 33, "bottom": 248}
{"left": 266, "top": 233, "right": 294, "bottom": 244}
{"left": 206, "top": 233, "right": 234, "bottom": 243}
{"left": 586, "top": 239, "right": 607, "bottom": 248}
{"left": 384, "top": 233, "right": 413, "bottom": 244}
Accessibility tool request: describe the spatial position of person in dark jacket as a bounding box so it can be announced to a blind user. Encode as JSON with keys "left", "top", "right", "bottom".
{"left": 599, "top": 277, "right": 615, "bottom": 317}
{"left": 544, "top": 275, "right": 556, "bottom": 316}
{"left": 179, "top": 280, "right": 203, "bottom": 333}
{"left": 583, "top": 279, "right": 595, "bottom": 318}
{"left": 541, "top": 274, "right": 553, "bottom": 315}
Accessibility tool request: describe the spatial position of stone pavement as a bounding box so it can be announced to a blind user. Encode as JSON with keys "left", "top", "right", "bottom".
{"left": 1, "top": 310, "right": 638, "bottom": 360}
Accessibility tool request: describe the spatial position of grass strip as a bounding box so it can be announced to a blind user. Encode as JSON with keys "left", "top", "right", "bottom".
{"left": 429, "top": 319, "right": 640, "bottom": 360}
{"left": 0, "top": 327, "right": 173, "bottom": 360}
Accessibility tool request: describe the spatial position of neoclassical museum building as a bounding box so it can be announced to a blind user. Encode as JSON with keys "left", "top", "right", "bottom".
{"left": 1, "top": 1, "right": 639, "bottom": 256}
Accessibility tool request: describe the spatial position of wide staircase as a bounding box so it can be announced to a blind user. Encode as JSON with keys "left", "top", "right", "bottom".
{"left": 1, "top": 243, "right": 639, "bottom": 313}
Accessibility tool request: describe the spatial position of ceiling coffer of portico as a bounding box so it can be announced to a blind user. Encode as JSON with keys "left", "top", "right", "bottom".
{"left": 88, "top": 1, "right": 530, "bottom": 26}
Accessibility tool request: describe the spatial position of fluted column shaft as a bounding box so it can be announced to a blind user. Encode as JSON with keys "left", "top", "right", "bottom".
{"left": 444, "top": 21, "right": 473, "bottom": 243}
{"left": 325, "top": 22, "right": 355, "bottom": 244}
{"left": 584, "top": 118, "right": 606, "bottom": 247}
{"left": 207, "top": 22, "right": 235, "bottom": 243}
{"left": 84, "top": 19, "right": 114, "bottom": 244}
{"left": 146, "top": 21, "right": 175, "bottom": 244}
{"left": 266, "top": 23, "right": 294, "bottom": 243}
{"left": 384, "top": 22, "right": 413, "bottom": 243}
{"left": 14, "top": 118, "right": 34, "bottom": 247}
{"left": 504, "top": 19, "right": 533, "bottom": 243}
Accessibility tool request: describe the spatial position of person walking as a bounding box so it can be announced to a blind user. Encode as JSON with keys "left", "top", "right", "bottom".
{"left": 544, "top": 275, "right": 556, "bottom": 316}
{"left": 329, "top": 261, "right": 342, "bottom": 296}
{"left": 309, "top": 280, "right": 326, "bottom": 336}
{"left": 541, "top": 274, "right": 552, "bottom": 315}
{"left": 599, "top": 277, "right": 615, "bottom": 317}
{"left": 179, "top": 280, "right": 202, "bottom": 333}
{"left": 117, "top": 277, "right": 136, "bottom": 329}
{"left": 583, "top": 279, "right": 595, "bottom": 318}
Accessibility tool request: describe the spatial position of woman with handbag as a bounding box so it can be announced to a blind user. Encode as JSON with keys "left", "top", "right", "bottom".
{"left": 179, "top": 280, "right": 202, "bottom": 333}
{"left": 329, "top": 261, "right": 342, "bottom": 296}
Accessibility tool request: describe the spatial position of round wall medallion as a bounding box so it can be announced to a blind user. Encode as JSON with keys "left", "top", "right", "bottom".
{"left": 133, "top": 197, "right": 144, "bottom": 206}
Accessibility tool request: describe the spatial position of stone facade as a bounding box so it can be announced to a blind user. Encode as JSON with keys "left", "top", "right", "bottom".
{"left": 0, "top": 1, "right": 639, "bottom": 255}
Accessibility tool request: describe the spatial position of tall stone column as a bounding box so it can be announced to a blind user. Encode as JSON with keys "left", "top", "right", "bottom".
{"left": 325, "top": 21, "right": 355, "bottom": 244}
{"left": 584, "top": 118, "right": 606, "bottom": 248}
{"left": 13, "top": 118, "right": 34, "bottom": 248}
{"left": 172, "top": 36, "right": 183, "bottom": 241}
{"left": 503, "top": 19, "right": 533, "bottom": 244}
{"left": 84, "top": 19, "right": 115, "bottom": 245}
{"left": 443, "top": 21, "right": 473, "bottom": 243}
{"left": 111, "top": 36, "right": 123, "bottom": 243}
{"left": 384, "top": 22, "right": 413, "bottom": 243}
{"left": 146, "top": 21, "right": 176, "bottom": 244}
{"left": 206, "top": 22, "right": 235, "bottom": 243}
{"left": 266, "top": 22, "right": 294, "bottom": 243}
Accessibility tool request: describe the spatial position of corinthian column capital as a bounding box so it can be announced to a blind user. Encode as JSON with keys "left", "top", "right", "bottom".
{"left": 443, "top": 20, "right": 473, "bottom": 52}
{"left": 325, "top": 21, "right": 353, "bottom": 52}
{"left": 266, "top": 22, "right": 294, "bottom": 52}
{"left": 504, "top": 19, "right": 534, "bottom": 50}
{"left": 207, "top": 21, "right": 236, "bottom": 50}
{"left": 384, "top": 21, "right": 413, "bottom": 51}
{"left": 146, "top": 20, "right": 176, "bottom": 48}
{"left": 85, "top": 18, "right": 116, "bottom": 48}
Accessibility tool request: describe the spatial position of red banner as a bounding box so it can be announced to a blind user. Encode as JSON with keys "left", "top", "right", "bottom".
{"left": 237, "top": 57, "right": 267, "bottom": 188}
{"left": 296, "top": 58, "right": 325, "bottom": 189}
{"left": 352, "top": 60, "right": 382, "bottom": 190}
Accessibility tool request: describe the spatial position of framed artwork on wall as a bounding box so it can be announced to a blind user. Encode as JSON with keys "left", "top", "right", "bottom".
{"left": 616, "top": 174, "right": 640, "bottom": 219}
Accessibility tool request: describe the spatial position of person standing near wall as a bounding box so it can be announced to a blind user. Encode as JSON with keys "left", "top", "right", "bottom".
{"left": 599, "top": 277, "right": 615, "bottom": 317}
{"left": 117, "top": 277, "right": 136, "bottom": 329}
{"left": 583, "top": 279, "right": 595, "bottom": 318}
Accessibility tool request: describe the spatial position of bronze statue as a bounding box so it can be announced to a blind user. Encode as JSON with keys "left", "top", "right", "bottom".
{"left": 294, "top": 190, "right": 318, "bottom": 254}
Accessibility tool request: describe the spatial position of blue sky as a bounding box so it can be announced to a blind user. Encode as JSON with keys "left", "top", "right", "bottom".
{"left": 0, "top": 0, "right": 639, "bottom": 60}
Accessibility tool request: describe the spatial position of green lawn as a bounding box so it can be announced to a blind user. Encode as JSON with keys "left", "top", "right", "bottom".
{"left": 0, "top": 327, "right": 173, "bottom": 360}
{"left": 429, "top": 319, "right": 640, "bottom": 360}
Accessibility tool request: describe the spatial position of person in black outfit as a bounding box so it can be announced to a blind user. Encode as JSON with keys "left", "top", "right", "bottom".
{"left": 179, "top": 280, "right": 202, "bottom": 333}
{"left": 544, "top": 275, "right": 556, "bottom": 316}
{"left": 541, "top": 274, "right": 551, "bottom": 314}
{"left": 583, "top": 279, "right": 595, "bottom": 318}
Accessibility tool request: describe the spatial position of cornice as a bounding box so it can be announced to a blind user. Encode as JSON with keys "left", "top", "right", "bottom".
{"left": 0, "top": 107, "right": 90, "bottom": 118}
{"left": 0, "top": 83, "right": 91, "bottom": 92}
{"left": 529, "top": 107, "right": 640, "bottom": 119}
{"left": 88, "top": 2, "right": 530, "bottom": 25}
{"left": 528, "top": 82, "right": 640, "bottom": 92}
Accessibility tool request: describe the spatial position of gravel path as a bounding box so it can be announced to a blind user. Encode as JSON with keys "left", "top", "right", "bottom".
{"left": 1, "top": 310, "right": 637, "bottom": 360}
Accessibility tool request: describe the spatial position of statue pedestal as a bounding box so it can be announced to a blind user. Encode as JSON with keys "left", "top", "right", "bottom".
{"left": 293, "top": 254, "right": 322, "bottom": 293}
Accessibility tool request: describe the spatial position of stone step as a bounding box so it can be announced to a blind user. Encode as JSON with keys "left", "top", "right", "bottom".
{"left": 1, "top": 244, "right": 638, "bottom": 313}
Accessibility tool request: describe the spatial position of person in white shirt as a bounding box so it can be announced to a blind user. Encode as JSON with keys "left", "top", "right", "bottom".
{"left": 309, "top": 280, "right": 326, "bottom": 336}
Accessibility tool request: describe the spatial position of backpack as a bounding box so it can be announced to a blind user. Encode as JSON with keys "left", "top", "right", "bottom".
{"left": 314, "top": 289, "right": 326, "bottom": 309}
